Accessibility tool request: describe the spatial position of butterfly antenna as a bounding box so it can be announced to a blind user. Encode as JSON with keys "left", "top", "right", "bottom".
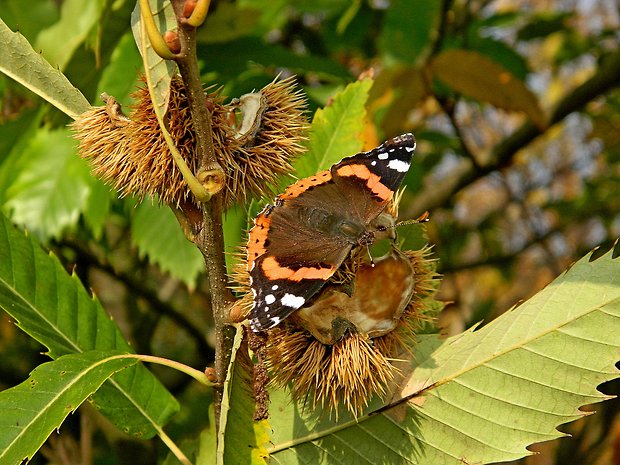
{"left": 376, "top": 211, "right": 431, "bottom": 233}
{"left": 395, "top": 211, "right": 430, "bottom": 228}
{"left": 365, "top": 242, "right": 376, "bottom": 267}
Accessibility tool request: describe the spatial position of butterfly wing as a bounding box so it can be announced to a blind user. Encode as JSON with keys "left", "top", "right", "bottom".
{"left": 247, "top": 172, "right": 355, "bottom": 331}
{"left": 331, "top": 133, "right": 416, "bottom": 224}
{"left": 247, "top": 133, "right": 416, "bottom": 331}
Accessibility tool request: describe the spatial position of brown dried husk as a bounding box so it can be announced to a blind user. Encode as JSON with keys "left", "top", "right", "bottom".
{"left": 230, "top": 242, "right": 438, "bottom": 417}
{"left": 71, "top": 75, "right": 307, "bottom": 207}
{"left": 266, "top": 247, "right": 437, "bottom": 417}
{"left": 228, "top": 77, "right": 308, "bottom": 203}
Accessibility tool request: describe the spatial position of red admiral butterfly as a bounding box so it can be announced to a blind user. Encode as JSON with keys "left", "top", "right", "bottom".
{"left": 247, "top": 133, "right": 416, "bottom": 331}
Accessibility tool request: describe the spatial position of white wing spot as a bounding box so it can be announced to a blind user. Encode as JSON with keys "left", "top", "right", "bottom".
{"left": 270, "top": 316, "right": 282, "bottom": 326}
{"left": 387, "top": 159, "right": 410, "bottom": 172}
{"left": 371, "top": 161, "right": 377, "bottom": 166}
{"left": 250, "top": 318, "right": 260, "bottom": 332}
{"left": 271, "top": 284, "right": 279, "bottom": 291}
{"left": 281, "top": 293, "right": 305, "bottom": 308}
{"left": 265, "top": 294, "right": 276, "bottom": 305}
{"left": 405, "top": 145, "right": 414, "bottom": 152}
{"left": 378, "top": 152, "right": 389, "bottom": 160}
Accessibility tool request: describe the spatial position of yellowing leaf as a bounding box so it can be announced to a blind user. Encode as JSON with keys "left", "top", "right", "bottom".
{"left": 431, "top": 49, "right": 545, "bottom": 128}
{"left": 371, "top": 67, "right": 427, "bottom": 135}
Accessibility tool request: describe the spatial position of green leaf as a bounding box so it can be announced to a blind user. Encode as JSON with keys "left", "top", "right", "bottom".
{"left": 335, "top": 0, "right": 362, "bottom": 35}
{"left": 34, "top": 0, "right": 102, "bottom": 71}
{"left": 236, "top": 0, "right": 290, "bottom": 35}
{"left": 131, "top": 0, "right": 177, "bottom": 118}
{"left": 0, "top": 351, "right": 139, "bottom": 465}
{"left": 131, "top": 201, "right": 204, "bottom": 288}
{"left": 468, "top": 37, "right": 529, "bottom": 81}
{"left": 218, "top": 326, "right": 270, "bottom": 465}
{"left": 199, "top": 38, "right": 350, "bottom": 84}
{"left": 397, "top": 221, "right": 430, "bottom": 253}
{"left": 296, "top": 78, "right": 373, "bottom": 178}
{"left": 378, "top": 0, "right": 442, "bottom": 66}
{"left": 82, "top": 178, "right": 114, "bottom": 240}
{"left": 517, "top": 11, "right": 573, "bottom": 41}
{"left": 198, "top": 3, "right": 262, "bottom": 44}
{"left": 0, "top": 17, "right": 90, "bottom": 119}
{"left": 61, "top": 0, "right": 137, "bottom": 105}
{"left": 0, "top": 212, "right": 179, "bottom": 437}
{"left": 266, "top": 245, "right": 620, "bottom": 464}
{"left": 472, "top": 11, "right": 520, "bottom": 29}
{"left": 466, "top": 16, "right": 529, "bottom": 81}
{"left": 430, "top": 49, "right": 546, "bottom": 128}
{"left": 0, "top": 108, "right": 41, "bottom": 204}
{"left": 96, "top": 32, "right": 143, "bottom": 107}
{"left": 3, "top": 128, "right": 93, "bottom": 240}
{"left": 0, "top": 0, "right": 59, "bottom": 43}
{"left": 196, "top": 414, "right": 217, "bottom": 465}
{"left": 290, "top": 0, "right": 349, "bottom": 16}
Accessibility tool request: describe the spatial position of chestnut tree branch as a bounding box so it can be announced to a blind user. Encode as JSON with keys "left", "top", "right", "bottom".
{"left": 169, "top": 0, "right": 235, "bottom": 431}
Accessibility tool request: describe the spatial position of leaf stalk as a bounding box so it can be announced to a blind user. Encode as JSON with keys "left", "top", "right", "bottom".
{"left": 187, "top": 0, "right": 211, "bottom": 27}
{"left": 139, "top": 0, "right": 177, "bottom": 59}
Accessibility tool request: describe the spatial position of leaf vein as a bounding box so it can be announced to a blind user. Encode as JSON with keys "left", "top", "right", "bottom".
{"left": 380, "top": 411, "right": 461, "bottom": 459}
{"left": 414, "top": 406, "right": 525, "bottom": 455}
{"left": 329, "top": 432, "right": 376, "bottom": 464}
{"left": 356, "top": 422, "right": 416, "bottom": 464}
{"left": 520, "top": 345, "right": 619, "bottom": 373}
{"left": 426, "top": 389, "right": 563, "bottom": 438}
{"left": 451, "top": 378, "right": 589, "bottom": 416}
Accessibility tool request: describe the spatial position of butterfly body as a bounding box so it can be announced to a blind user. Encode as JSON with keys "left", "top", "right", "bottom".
{"left": 247, "top": 133, "right": 416, "bottom": 331}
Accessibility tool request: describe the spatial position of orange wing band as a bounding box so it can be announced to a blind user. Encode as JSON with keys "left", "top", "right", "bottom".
{"left": 247, "top": 214, "right": 272, "bottom": 270}
{"left": 280, "top": 170, "right": 332, "bottom": 200}
{"left": 335, "top": 164, "right": 392, "bottom": 201}
{"left": 261, "top": 256, "right": 336, "bottom": 281}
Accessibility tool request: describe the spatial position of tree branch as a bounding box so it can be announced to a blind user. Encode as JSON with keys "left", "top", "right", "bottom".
{"left": 436, "top": 95, "right": 482, "bottom": 170}
{"left": 438, "top": 205, "right": 617, "bottom": 274}
{"left": 430, "top": 0, "right": 454, "bottom": 57}
{"left": 169, "top": 0, "right": 235, "bottom": 431}
{"left": 406, "top": 49, "right": 620, "bottom": 217}
{"left": 437, "top": 227, "right": 558, "bottom": 273}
